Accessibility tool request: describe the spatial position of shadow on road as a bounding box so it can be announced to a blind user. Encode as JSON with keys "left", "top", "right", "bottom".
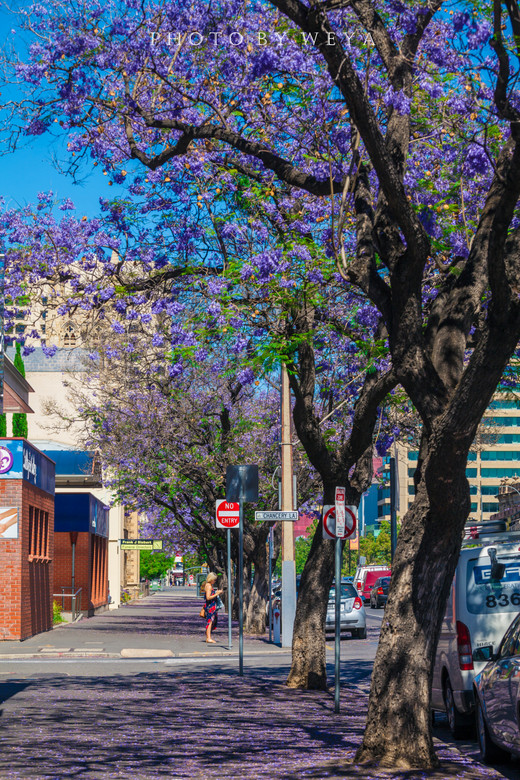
{"left": 0, "top": 661, "right": 504, "bottom": 780}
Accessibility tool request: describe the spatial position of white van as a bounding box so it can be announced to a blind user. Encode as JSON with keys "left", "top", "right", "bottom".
{"left": 432, "top": 523, "right": 520, "bottom": 737}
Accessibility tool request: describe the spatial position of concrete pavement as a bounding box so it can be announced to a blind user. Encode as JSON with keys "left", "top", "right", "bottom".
{"left": 0, "top": 587, "right": 287, "bottom": 660}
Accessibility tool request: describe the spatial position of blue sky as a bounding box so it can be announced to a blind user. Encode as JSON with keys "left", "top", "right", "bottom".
{"left": 0, "top": 2, "right": 125, "bottom": 217}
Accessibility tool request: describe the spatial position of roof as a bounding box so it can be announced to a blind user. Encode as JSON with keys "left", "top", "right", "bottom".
{"left": 3, "top": 356, "right": 34, "bottom": 413}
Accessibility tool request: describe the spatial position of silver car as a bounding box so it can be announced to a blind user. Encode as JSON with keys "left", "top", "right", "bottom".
{"left": 473, "top": 611, "right": 520, "bottom": 763}
{"left": 325, "top": 582, "right": 367, "bottom": 639}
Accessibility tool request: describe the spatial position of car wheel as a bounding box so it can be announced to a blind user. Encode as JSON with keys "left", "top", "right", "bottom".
{"left": 354, "top": 627, "right": 367, "bottom": 639}
{"left": 370, "top": 599, "right": 375, "bottom": 609}
{"left": 443, "top": 677, "right": 471, "bottom": 739}
{"left": 476, "top": 696, "right": 509, "bottom": 764}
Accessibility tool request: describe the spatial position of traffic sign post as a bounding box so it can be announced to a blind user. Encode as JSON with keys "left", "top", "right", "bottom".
{"left": 226, "top": 465, "right": 259, "bottom": 676}
{"left": 216, "top": 500, "right": 240, "bottom": 529}
{"left": 216, "top": 499, "right": 240, "bottom": 650}
{"left": 323, "top": 496, "right": 358, "bottom": 714}
{"left": 334, "top": 487, "right": 346, "bottom": 714}
{"left": 322, "top": 505, "right": 357, "bottom": 540}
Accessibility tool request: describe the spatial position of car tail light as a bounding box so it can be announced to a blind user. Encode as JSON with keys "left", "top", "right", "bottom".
{"left": 456, "top": 620, "right": 474, "bottom": 670}
{"left": 377, "top": 587, "right": 384, "bottom": 594}
{"left": 353, "top": 597, "right": 363, "bottom": 610}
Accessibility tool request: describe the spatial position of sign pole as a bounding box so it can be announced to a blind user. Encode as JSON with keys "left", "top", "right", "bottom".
{"left": 227, "top": 527, "right": 232, "bottom": 650}
{"left": 268, "top": 526, "right": 273, "bottom": 643}
{"left": 335, "top": 534, "right": 341, "bottom": 714}
{"left": 334, "top": 486, "right": 346, "bottom": 714}
{"left": 239, "top": 483, "right": 244, "bottom": 675}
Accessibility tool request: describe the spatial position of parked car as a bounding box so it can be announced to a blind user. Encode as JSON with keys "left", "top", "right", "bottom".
{"left": 473, "top": 611, "right": 520, "bottom": 763}
{"left": 432, "top": 522, "right": 520, "bottom": 738}
{"left": 325, "top": 582, "right": 366, "bottom": 638}
{"left": 353, "top": 564, "right": 391, "bottom": 603}
{"left": 369, "top": 576, "right": 391, "bottom": 609}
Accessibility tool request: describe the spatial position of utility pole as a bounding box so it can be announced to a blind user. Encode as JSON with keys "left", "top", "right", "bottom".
{"left": 390, "top": 456, "right": 397, "bottom": 561}
{"left": 280, "top": 364, "right": 296, "bottom": 648}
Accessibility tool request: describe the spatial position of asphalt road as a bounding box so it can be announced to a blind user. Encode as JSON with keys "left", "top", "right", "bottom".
{"left": 0, "top": 596, "right": 514, "bottom": 779}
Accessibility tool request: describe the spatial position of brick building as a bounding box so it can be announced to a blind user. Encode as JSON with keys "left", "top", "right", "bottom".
{"left": 0, "top": 439, "right": 55, "bottom": 640}
{"left": 54, "top": 493, "right": 109, "bottom": 615}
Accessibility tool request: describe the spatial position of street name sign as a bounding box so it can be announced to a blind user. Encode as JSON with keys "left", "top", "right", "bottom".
{"left": 120, "top": 539, "right": 163, "bottom": 550}
{"left": 335, "top": 486, "right": 346, "bottom": 537}
{"left": 254, "top": 510, "right": 298, "bottom": 522}
{"left": 216, "top": 499, "right": 240, "bottom": 529}
{"left": 322, "top": 505, "right": 357, "bottom": 540}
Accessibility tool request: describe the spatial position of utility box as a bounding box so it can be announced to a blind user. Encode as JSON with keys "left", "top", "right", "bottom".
{"left": 0, "top": 439, "right": 55, "bottom": 641}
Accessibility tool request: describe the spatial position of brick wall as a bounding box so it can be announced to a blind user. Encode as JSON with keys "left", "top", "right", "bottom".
{"left": 0, "top": 480, "right": 54, "bottom": 641}
{"left": 54, "top": 532, "right": 108, "bottom": 613}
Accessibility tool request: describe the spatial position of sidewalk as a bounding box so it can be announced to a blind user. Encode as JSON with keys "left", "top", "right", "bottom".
{"left": 0, "top": 587, "right": 285, "bottom": 659}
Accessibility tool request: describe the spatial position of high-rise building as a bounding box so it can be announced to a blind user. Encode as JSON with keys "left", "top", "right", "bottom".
{"left": 377, "top": 396, "right": 520, "bottom": 523}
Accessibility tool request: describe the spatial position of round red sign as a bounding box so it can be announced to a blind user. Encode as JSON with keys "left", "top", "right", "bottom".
{"left": 216, "top": 500, "right": 240, "bottom": 529}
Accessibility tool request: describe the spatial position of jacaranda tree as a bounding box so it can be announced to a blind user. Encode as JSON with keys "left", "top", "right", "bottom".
{"left": 2, "top": 0, "right": 520, "bottom": 768}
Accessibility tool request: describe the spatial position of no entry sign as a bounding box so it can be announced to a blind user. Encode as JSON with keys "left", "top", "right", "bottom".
{"left": 322, "top": 504, "right": 357, "bottom": 540}
{"left": 216, "top": 499, "right": 240, "bottom": 529}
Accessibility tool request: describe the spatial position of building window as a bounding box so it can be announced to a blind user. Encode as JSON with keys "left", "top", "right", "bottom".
{"left": 487, "top": 417, "right": 520, "bottom": 427}
{"left": 488, "top": 400, "right": 520, "bottom": 410}
{"left": 481, "top": 485, "right": 500, "bottom": 495}
{"left": 28, "top": 506, "right": 50, "bottom": 561}
{"left": 481, "top": 450, "right": 520, "bottom": 461}
{"left": 482, "top": 502, "right": 499, "bottom": 512}
{"left": 482, "top": 468, "right": 520, "bottom": 478}
{"left": 63, "top": 323, "right": 77, "bottom": 348}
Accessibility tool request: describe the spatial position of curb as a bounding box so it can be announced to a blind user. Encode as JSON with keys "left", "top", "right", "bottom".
{"left": 0, "top": 646, "right": 292, "bottom": 661}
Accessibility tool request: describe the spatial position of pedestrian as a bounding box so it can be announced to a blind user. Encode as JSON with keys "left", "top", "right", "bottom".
{"left": 203, "top": 572, "right": 223, "bottom": 644}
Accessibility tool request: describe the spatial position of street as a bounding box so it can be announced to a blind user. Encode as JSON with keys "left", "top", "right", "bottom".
{"left": 0, "top": 590, "right": 515, "bottom": 779}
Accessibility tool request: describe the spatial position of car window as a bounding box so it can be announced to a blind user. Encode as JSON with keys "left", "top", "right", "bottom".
{"left": 329, "top": 584, "right": 357, "bottom": 599}
{"left": 466, "top": 554, "right": 520, "bottom": 614}
{"left": 381, "top": 577, "right": 391, "bottom": 586}
{"left": 498, "top": 614, "right": 520, "bottom": 659}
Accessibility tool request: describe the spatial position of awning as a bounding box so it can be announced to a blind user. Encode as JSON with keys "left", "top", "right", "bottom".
{"left": 41, "top": 450, "right": 103, "bottom": 488}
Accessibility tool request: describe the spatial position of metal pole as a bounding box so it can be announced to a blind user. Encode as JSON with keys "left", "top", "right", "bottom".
{"left": 239, "top": 484, "right": 244, "bottom": 676}
{"left": 227, "top": 528, "right": 232, "bottom": 650}
{"left": 390, "top": 457, "right": 397, "bottom": 561}
{"left": 268, "top": 526, "right": 273, "bottom": 643}
{"left": 71, "top": 540, "right": 76, "bottom": 596}
{"left": 334, "top": 537, "right": 341, "bottom": 713}
{"left": 280, "top": 364, "right": 296, "bottom": 648}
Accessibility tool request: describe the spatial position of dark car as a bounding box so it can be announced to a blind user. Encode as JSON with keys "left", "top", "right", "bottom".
{"left": 369, "top": 576, "right": 391, "bottom": 609}
{"left": 473, "top": 612, "right": 520, "bottom": 763}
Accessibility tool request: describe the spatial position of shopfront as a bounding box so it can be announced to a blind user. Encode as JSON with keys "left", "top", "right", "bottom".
{"left": 0, "top": 439, "right": 55, "bottom": 640}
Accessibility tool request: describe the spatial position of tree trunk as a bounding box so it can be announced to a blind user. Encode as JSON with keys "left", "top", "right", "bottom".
{"left": 245, "top": 542, "right": 268, "bottom": 634}
{"left": 356, "top": 444, "right": 470, "bottom": 768}
{"left": 287, "top": 516, "right": 335, "bottom": 690}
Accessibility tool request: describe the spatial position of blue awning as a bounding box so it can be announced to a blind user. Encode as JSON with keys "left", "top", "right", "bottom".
{"left": 41, "top": 450, "right": 102, "bottom": 487}
{"left": 54, "top": 493, "right": 109, "bottom": 537}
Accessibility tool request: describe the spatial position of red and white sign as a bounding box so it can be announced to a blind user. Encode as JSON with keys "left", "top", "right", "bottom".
{"left": 216, "top": 500, "right": 240, "bottom": 529}
{"left": 335, "top": 487, "right": 346, "bottom": 538}
{"left": 322, "top": 504, "right": 357, "bottom": 540}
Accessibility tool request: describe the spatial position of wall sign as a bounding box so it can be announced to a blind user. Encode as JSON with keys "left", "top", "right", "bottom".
{"left": 0, "top": 507, "right": 19, "bottom": 539}
{"left": 0, "top": 447, "right": 13, "bottom": 474}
